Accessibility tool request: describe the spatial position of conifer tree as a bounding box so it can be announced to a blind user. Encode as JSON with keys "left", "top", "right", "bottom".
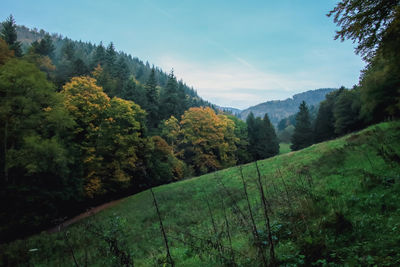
{"left": 263, "top": 113, "right": 279, "bottom": 157}
{"left": 247, "top": 112, "right": 279, "bottom": 160}
{"left": 31, "top": 34, "right": 54, "bottom": 57}
{"left": 60, "top": 40, "right": 75, "bottom": 61}
{"left": 177, "top": 81, "right": 188, "bottom": 114}
{"left": 91, "top": 42, "right": 106, "bottom": 67}
{"left": 314, "top": 100, "right": 335, "bottom": 143}
{"left": 122, "top": 79, "right": 147, "bottom": 108}
{"left": 0, "top": 15, "right": 22, "bottom": 57}
{"left": 105, "top": 42, "right": 116, "bottom": 68}
{"left": 161, "top": 70, "right": 181, "bottom": 120}
{"left": 115, "top": 57, "right": 129, "bottom": 81}
{"left": 291, "top": 101, "right": 313, "bottom": 151}
{"left": 145, "top": 68, "right": 159, "bottom": 129}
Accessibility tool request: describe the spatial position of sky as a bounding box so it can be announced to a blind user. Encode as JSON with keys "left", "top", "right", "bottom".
{"left": 2, "top": 0, "right": 365, "bottom": 109}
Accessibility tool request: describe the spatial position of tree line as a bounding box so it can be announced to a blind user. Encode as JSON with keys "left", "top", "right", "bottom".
{"left": 0, "top": 15, "right": 281, "bottom": 241}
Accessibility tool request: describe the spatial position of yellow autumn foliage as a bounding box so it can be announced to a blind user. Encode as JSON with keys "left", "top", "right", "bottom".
{"left": 179, "top": 107, "right": 238, "bottom": 175}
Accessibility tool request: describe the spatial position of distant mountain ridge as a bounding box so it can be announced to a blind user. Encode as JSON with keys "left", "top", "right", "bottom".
{"left": 239, "top": 88, "right": 336, "bottom": 126}
{"left": 216, "top": 106, "right": 242, "bottom": 116}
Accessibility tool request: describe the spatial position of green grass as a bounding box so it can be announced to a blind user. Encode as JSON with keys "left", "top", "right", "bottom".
{"left": 279, "top": 142, "right": 291, "bottom": 154}
{"left": 2, "top": 121, "right": 400, "bottom": 266}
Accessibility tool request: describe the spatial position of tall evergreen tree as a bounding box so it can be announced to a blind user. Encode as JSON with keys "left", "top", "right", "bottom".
{"left": 314, "top": 87, "right": 347, "bottom": 142}
{"left": 115, "top": 57, "right": 129, "bottom": 81}
{"left": 247, "top": 112, "right": 279, "bottom": 160}
{"left": 31, "top": 34, "right": 55, "bottom": 57}
{"left": 60, "top": 40, "right": 75, "bottom": 61}
{"left": 314, "top": 100, "right": 335, "bottom": 143}
{"left": 72, "top": 58, "right": 89, "bottom": 76}
{"left": 0, "top": 15, "right": 22, "bottom": 57}
{"left": 122, "top": 79, "right": 147, "bottom": 108}
{"left": 263, "top": 113, "right": 279, "bottom": 157}
{"left": 105, "top": 42, "right": 117, "bottom": 69}
{"left": 177, "top": 81, "right": 188, "bottom": 113}
{"left": 145, "top": 68, "right": 159, "bottom": 129}
{"left": 161, "top": 70, "right": 181, "bottom": 120}
{"left": 291, "top": 101, "right": 313, "bottom": 151}
{"left": 91, "top": 42, "right": 106, "bottom": 67}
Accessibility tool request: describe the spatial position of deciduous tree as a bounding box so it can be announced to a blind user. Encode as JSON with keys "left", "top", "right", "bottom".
{"left": 179, "top": 107, "right": 237, "bottom": 175}
{"left": 328, "top": 0, "right": 400, "bottom": 60}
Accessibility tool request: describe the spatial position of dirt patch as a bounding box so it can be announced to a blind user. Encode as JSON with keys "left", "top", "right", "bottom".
{"left": 47, "top": 198, "right": 124, "bottom": 233}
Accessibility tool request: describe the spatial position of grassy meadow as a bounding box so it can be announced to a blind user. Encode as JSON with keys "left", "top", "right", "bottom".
{"left": 279, "top": 143, "right": 291, "bottom": 155}
{"left": 1, "top": 121, "right": 400, "bottom": 266}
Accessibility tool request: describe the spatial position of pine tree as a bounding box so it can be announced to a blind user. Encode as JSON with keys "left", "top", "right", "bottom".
{"left": 314, "top": 88, "right": 345, "bottom": 142}
{"left": 31, "top": 34, "right": 54, "bottom": 57}
{"left": 0, "top": 15, "right": 22, "bottom": 57}
{"left": 263, "top": 113, "right": 279, "bottom": 157}
{"left": 60, "top": 40, "right": 75, "bottom": 61}
{"left": 122, "top": 79, "right": 147, "bottom": 108}
{"left": 115, "top": 57, "right": 129, "bottom": 81}
{"left": 145, "top": 68, "right": 159, "bottom": 129}
{"left": 247, "top": 112, "right": 279, "bottom": 160}
{"left": 314, "top": 100, "right": 335, "bottom": 143}
{"left": 177, "top": 81, "right": 188, "bottom": 114}
{"left": 72, "top": 58, "right": 89, "bottom": 76}
{"left": 91, "top": 42, "right": 106, "bottom": 67}
{"left": 105, "top": 42, "right": 116, "bottom": 68}
{"left": 291, "top": 101, "right": 313, "bottom": 151}
{"left": 160, "top": 70, "right": 181, "bottom": 120}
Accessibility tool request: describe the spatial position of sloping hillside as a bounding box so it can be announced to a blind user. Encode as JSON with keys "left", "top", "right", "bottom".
{"left": 240, "top": 88, "right": 336, "bottom": 125}
{"left": 1, "top": 121, "right": 399, "bottom": 266}
{"left": 12, "top": 25, "right": 211, "bottom": 107}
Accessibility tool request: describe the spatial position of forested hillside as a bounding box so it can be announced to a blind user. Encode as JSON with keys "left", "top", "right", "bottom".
{"left": 13, "top": 25, "right": 211, "bottom": 114}
{"left": 0, "top": 17, "right": 283, "bottom": 242}
{"left": 1, "top": 0, "right": 400, "bottom": 265}
{"left": 239, "top": 88, "right": 336, "bottom": 126}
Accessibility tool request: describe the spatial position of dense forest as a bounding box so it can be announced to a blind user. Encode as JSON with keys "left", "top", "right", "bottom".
{"left": 0, "top": 15, "right": 284, "bottom": 241}
{"left": 0, "top": 0, "right": 399, "bottom": 264}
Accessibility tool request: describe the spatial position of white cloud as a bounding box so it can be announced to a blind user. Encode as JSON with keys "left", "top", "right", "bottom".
{"left": 155, "top": 55, "right": 347, "bottom": 109}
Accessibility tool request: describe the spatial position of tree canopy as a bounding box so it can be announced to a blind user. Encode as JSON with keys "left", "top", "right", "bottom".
{"left": 328, "top": 0, "right": 400, "bottom": 60}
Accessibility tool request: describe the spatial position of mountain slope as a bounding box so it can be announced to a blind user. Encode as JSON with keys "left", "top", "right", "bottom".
{"left": 240, "top": 88, "right": 336, "bottom": 125}
{"left": 13, "top": 25, "right": 211, "bottom": 108}
{"left": 2, "top": 121, "right": 399, "bottom": 266}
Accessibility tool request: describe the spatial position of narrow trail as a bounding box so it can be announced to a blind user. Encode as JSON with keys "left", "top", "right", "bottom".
{"left": 47, "top": 198, "right": 124, "bottom": 233}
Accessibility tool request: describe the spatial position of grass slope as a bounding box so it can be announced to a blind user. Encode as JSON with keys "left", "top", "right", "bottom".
{"left": 2, "top": 122, "right": 400, "bottom": 266}
{"left": 279, "top": 143, "right": 291, "bottom": 155}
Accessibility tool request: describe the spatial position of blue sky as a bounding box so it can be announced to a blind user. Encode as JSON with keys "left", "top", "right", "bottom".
{"left": 2, "top": 0, "right": 365, "bottom": 109}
